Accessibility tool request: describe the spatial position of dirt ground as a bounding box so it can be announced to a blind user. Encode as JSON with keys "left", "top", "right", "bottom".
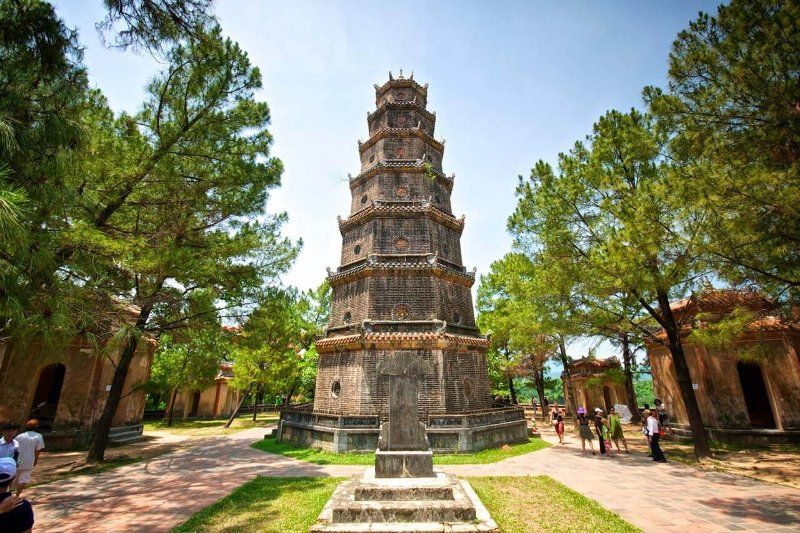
{"left": 532, "top": 413, "right": 800, "bottom": 489}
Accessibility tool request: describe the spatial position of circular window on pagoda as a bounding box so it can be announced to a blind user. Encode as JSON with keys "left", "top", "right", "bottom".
{"left": 396, "top": 115, "right": 407, "bottom": 126}
{"left": 342, "top": 311, "right": 352, "bottom": 324}
{"left": 354, "top": 244, "right": 361, "bottom": 255}
{"left": 361, "top": 194, "right": 368, "bottom": 205}
{"left": 395, "top": 185, "right": 409, "bottom": 198}
{"left": 395, "top": 237, "right": 409, "bottom": 251}
{"left": 395, "top": 147, "right": 406, "bottom": 158}
{"left": 452, "top": 311, "right": 462, "bottom": 324}
{"left": 396, "top": 92, "right": 406, "bottom": 100}
{"left": 394, "top": 304, "right": 411, "bottom": 320}
{"left": 369, "top": 154, "right": 375, "bottom": 163}
{"left": 331, "top": 380, "right": 341, "bottom": 397}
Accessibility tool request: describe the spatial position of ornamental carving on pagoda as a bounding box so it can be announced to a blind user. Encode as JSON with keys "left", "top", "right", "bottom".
{"left": 313, "top": 72, "right": 493, "bottom": 418}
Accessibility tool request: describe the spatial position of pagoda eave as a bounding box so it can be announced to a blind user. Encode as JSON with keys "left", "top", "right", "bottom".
{"left": 375, "top": 76, "right": 428, "bottom": 99}
{"left": 327, "top": 260, "right": 476, "bottom": 288}
{"left": 367, "top": 100, "right": 436, "bottom": 125}
{"left": 315, "top": 330, "right": 489, "bottom": 353}
{"left": 358, "top": 127, "right": 444, "bottom": 154}
{"left": 338, "top": 202, "right": 465, "bottom": 233}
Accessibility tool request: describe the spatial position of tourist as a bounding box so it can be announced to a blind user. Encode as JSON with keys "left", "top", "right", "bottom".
{"left": 550, "top": 405, "right": 560, "bottom": 430}
{"left": 576, "top": 408, "right": 595, "bottom": 455}
{"left": 655, "top": 400, "right": 670, "bottom": 435}
{"left": 555, "top": 414, "right": 565, "bottom": 445}
{"left": 593, "top": 408, "right": 607, "bottom": 456}
{"left": 0, "top": 457, "right": 34, "bottom": 532}
{"left": 13, "top": 420, "right": 45, "bottom": 496}
{"left": 0, "top": 424, "right": 19, "bottom": 461}
{"left": 600, "top": 418, "right": 613, "bottom": 457}
{"left": 608, "top": 407, "right": 629, "bottom": 453}
{"left": 646, "top": 410, "right": 667, "bottom": 462}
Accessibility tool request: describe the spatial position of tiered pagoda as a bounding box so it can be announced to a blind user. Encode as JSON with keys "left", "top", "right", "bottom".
{"left": 277, "top": 73, "right": 528, "bottom": 452}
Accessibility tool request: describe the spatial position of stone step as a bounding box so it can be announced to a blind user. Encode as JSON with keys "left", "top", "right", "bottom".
{"left": 332, "top": 499, "right": 476, "bottom": 523}
{"left": 109, "top": 434, "right": 145, "bottom": 445}
{"left": 354, "top": 485, "right": 454, "bottom": 501}
{"left": 109, "top": 424, "right": 143, "bottom": 436}
{"left": 310, "top": 521, "right": 496, "bottom": 532}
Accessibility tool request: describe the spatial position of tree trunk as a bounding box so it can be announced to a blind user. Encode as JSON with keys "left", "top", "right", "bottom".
{"left": 655, "top": 289, "right": 711, "bottom": 459}
{"left": 283, "top": 381, "right": 297, "bottom": 408}
{"left": 534, "top": 367, "right": 548, "bottom": 423}
{"left": 620, "top": 333, "right": 641, "bottom": 424}
{"left": 225, "top": 382, "right": 254, "bottom": 428}
{"left": 252, "top": 387, "right": 262, "bottom": 422}
{"left": 166, "top": 388, "right": 178, "bottom": 427}
{"left": 558, "top": 337, "right": 578, "bottom": 429}
{"left": 507, "top": 376, "right": 518, "bottom": 404}
{"left": 86, "top": 305, "right": 152, "bottom": 463}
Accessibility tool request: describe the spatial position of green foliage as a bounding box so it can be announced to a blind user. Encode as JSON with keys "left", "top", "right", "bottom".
{"left": 477, "top": 253, "right": 554, "bottom": 397}
{"left": 634, "top": 378, "right": 655, "bottom": 407}
{"left": 586, "top": 368, "right": 626, "bottom": 389}
{"left": 544, "top": 375, "right": 564, "bottom": 404}
{"left": 646, "top": 0, "right": 800, "bottom": 304}
{"left": 689, "top": 307, "right": 772, "bottom": 363}
{"left": 149, "top": 329, "right": 227, "bottom": 397}
{"left": 97, "top": 0, "right": 214, "bottom": 53}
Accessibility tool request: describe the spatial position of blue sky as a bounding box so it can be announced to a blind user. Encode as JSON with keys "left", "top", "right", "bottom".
{"left": 55, "top": 0, "right": 720, "bottom": 359}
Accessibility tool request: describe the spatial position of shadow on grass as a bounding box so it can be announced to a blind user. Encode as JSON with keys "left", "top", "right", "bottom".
{"left": 173, "top": 477, "right": 342, "bottom": 533}
{"left": 251, "top": 437, "right": 550, "bottom": 466}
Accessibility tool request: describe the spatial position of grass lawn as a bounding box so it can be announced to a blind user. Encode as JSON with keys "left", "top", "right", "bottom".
{"left": 174, "top": 475, "right": 637, "bottom": 532}
{"left": 251, "top": 436, "right": 549, "bottom": 465}
{"left": 470, "top": 476, "right": 640, "bottom": 532}
{"left": 144, "top": 413, "right": 279, "bottom": 437}
{"left": 173, "top": 477, "right": 341, "bottom": 533}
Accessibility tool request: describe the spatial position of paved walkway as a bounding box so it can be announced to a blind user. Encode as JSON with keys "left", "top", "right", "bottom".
{"left": 26, "top": 426, "right": 800, "bottom": 532}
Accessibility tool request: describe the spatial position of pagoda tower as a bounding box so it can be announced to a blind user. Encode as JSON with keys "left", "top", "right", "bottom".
{"left": 278, "top": 73, "right": 528, "bottom": 452}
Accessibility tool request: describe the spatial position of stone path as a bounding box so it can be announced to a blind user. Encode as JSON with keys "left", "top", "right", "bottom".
{"left": 26, "top": 426, "right": 800, "bottom": 532}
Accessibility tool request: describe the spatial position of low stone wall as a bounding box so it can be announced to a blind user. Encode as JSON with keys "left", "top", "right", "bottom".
{"left": 277, "top": 406, "right": 531, "bottom": 453}
{"left": 669, "top": 423, "right": 800, "bottom": 446}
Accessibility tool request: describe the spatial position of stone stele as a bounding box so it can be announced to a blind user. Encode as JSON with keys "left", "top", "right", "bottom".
{"left": 375, "top": 353, "right": 435, "bottom": 478}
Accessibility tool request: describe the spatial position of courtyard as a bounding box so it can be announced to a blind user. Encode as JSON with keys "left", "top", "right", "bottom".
{"left": 22, "top": 418, "right": 800, "bottom": 532}
{"left": 2, "top": 0, "right": 799, "bottom": 532}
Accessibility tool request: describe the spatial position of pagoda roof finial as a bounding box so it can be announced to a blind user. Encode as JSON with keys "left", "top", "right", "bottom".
{"left": 398, "top": 69, "right": 404, "bottom": 79}
{"left": 388, "top": 71, "right": 394, "bottom": 81}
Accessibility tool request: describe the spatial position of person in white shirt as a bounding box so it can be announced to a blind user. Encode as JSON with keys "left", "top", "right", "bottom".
{"left": 646, "top": 410, "right": 666, "bottom": 462}
{"left": 13, "top": 420, "right": 45, "bottom": 496}
{"left": 0, "top": 424, "right": 19, "bottom": 462}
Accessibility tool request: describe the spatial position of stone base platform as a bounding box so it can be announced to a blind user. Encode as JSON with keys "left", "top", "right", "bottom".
{"left": 310, "top": 468, "right": 498, "bottom": 533}
{"left": 277, "top": 407, "right": 530, "bottom": 453}
{"left": 375, "top": 449, "right": 434, "bottom": 478}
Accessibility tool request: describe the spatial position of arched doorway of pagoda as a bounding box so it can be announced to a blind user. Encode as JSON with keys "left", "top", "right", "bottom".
{"left": 29, "top": 363, "right": 66, "bottom": 430}
{"left": 736, "top": 361, "right": 776, "bottom": 429}
{"left": 602, "top": 385, "right": 613, "bottom": 412}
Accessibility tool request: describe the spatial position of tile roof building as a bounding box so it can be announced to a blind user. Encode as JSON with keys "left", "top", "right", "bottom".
{"left": 647, "top": 288, "right": 800, "bottom": 444}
